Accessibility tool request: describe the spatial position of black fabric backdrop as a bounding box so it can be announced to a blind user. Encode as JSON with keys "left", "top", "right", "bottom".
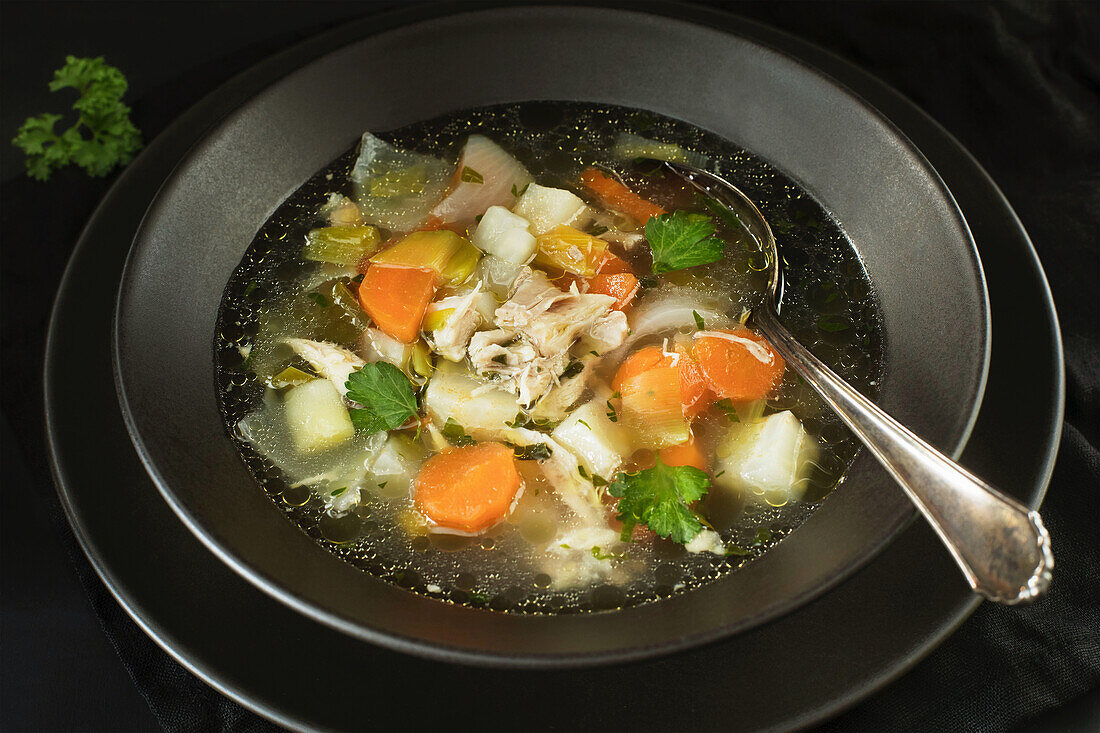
{"left": 1, "top": 1, "right": 1097, "bottom": 731}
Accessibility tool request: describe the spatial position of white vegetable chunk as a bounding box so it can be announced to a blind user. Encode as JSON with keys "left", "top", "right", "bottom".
{"left": 283, "top": 379, "right": 355, "bottom": 453}
{"left": 714, "top": 411, "right": 818, "bottom": 504}
{"left": 351, "top": 132, "right": 451, "bottom": 231}
{"left": 471, "top": 206, "right": 537, "bottom": 264}
{"left": 511, "top": 183, "right": 590, "bottom": 234}
{"left": 423, "top": 360, "right": 520, "bottom": 439}
{"left": 685, "top": 528, "right": 726, "bottom": 555}
{"left": 368, "top": 434, "right": 428, "bottom": 499}
{"left": 551, "top": 392, "right": 632, "bottom": 480}
{"left": 474, "top": 256, "right": 525, "bottom": 300}
{"left": 431, "top": 135, "right": 533, "bottom": 226}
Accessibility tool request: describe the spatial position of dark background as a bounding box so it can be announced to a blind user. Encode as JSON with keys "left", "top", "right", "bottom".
{"left": 1, "top": 1, "right": 1097, "bottom": 731}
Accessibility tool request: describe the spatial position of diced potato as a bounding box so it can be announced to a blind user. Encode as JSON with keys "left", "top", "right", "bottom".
{"left": 512, "top": 183, "right": 590, "bottom": 234}
{"left": 551, "top": 394, "right": 632, "bottom": 480}
{"left": 533, "top": 225, "right": 608, "bottom": 276}
{"left": 283, "top": 379, "right": 355, "bottom": 453}
{"left": 368, "top": 434, "right": 428, "bottom": 499}
{"left": 713, "top": 411, "right": 818, "bottom": 505}
{"left": 471, "top": 206, "right": 537, "bottom": 264}
{"left": 302, "top": 225, "right": 381, "bottom": 266}
{"left": 423, "top": 360, "right": 520, "bottom": 440}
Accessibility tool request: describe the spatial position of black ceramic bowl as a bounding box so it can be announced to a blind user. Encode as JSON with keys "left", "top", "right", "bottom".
{"left": 114, "top": 6, "right": 988, "bottom": 666}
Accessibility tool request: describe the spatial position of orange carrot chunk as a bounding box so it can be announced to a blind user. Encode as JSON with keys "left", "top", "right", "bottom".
{"left": 673, "top": 344, "right": 714, "bottom": 419}
{"left": 612, "top": 345, "right": 715, "bottom": 418}
{"left": 693, "top": 329, "right": 786, "bottom": 402}
{"left": 357, "top": 264, "right": 436, "bottom": 343}
{"left": 579, "top": 168, "right": 666, "bottom": 224}
{"left": 659, "top": 437, "right": 709, "bottom": 473}
{"left": 586, "top": 272, "right": 639, "bottom": 310}
{"left": 414, "top": 443, "right": 523, "bottom": 534}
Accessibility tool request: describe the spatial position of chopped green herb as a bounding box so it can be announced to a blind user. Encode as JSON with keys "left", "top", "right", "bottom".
{"left": 12, "top": 56, "right": 143, "bottom": 181}
{"left": 692, "top": 310, "right": 706, "bottom": 331}
{"left": 587, "top": 224, "right": 609, "bottom": 237}
{"left": 605, "top": 392, "right": 621, "bottom": 423}
{"left": 460, "top": 166, "right": 484, "bottom": 184}
{"left": 577, "top": 465, "right": 590, "bottom": 480}
{"left": 608, "top": 459, "right": 710, "bottom": 544}
{"left": 441, "top": 418, "right": 477, "bottom": 447}
{"left": 491, "top": 354, "right": 508, "bottom": 365}
{"left": 329, "top": 486, "right": 347, "bottom": 498}
{"left": 243, "top": 281, "right": 259, "bottom": 297}
{"left": 344, "top": 362, "right": 418, "bottom": 433}
{"left": 753, "top": 528, "right": 774, "bottom": 545}
{"left": 589, "top": 350, "right": 600, "bottom": 357}
{"left": 817, "top": 315, "right": 850, "bottom": 332}
{"left": 714, "top": 470, "right": 726, "bottom": 478}
{"left": 577, "top": 419, "right": 591, "bottom": 430}
{"left": 307, "top": 291, "right": 330, "bottom": 308}
{"left": 560, "top": 361, "right": 585, "bottom": 379}
{"left": 468, "top": 591, "right": 490, "bottom": 604}
{"left": 378, "top": 481, "right": 388, "bottom": 489}
{"left": 474, "top": 213, "right": 483, "bottom": 224}
{"left": 510, "top": 182, "right": 529, "bottom": 197}
{"left": 644, "top": 210, "right": 725, "bottom": 273}
{"left": 590, "top": 546, "right": 621, "bottom": 562}
{"left": 559, "top": 543, "right": 571, "bottom": 549}
{"left": 639, "top": 276, "right": 659, "bottom": 289}
{"left": 591, "top": 474, "right": 609, "bottom": 488}
{"left": 724, "top": 544, "right": 752, "bottom": 557}
{"left": 714, "top": 399, "right": 740, "bottom": 422}
{"left": 509, "top": 442, "right": 552, "bottom": 461}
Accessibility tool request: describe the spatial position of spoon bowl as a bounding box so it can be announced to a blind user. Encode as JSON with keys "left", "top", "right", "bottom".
{"left": 656, "top": 159, "right": 1053, "bottom": 604}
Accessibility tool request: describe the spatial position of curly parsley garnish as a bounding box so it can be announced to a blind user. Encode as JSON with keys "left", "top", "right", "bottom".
{"left": 608, "top": 458, "right": 711, "bottom": 544}
{"left": 344, "top": 362, "right": 418, "bottom": 433}
{"left": 12, "top": 56, "right": 143, "bottom": 181}
{"left": 644, "top": 210, "right": 725, "bottom": 273}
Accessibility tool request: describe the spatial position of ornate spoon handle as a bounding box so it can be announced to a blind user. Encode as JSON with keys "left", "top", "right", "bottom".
{"left": 754, "top": 305, "right": 1053, "bottom": 603}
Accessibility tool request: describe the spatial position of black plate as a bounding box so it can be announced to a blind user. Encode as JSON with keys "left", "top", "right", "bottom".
{"left": 46, "top": 3, "right": 1062, "bottom": 729}
{"left": 112, "top": 5, "right": 988, "bottom": 664}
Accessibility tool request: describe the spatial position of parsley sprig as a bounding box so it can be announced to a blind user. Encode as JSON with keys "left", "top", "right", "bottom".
{"left": 12, "top": 56, "right": 143, "bottom": 181}
{"left": 644, "top": 210, "right": 726, "bottom": 273}
{"left": 344, "top": 362, "right": 418, "bottom": 433}
{"left": 608, "top": 458, "right": 711, "bottom": 544}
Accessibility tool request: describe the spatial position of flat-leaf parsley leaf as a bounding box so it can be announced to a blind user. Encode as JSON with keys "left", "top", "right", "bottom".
{"left": 608, "top": 458, "right": 711, "bottom": 544}
{"left": 644, "top": 210, "right": 725, "bottom": 273}
{"left": 12, "top": 56, "right": 143, "bottom": 181}
{"left": 344, "top": 362, "right": 418, "bottom": 433}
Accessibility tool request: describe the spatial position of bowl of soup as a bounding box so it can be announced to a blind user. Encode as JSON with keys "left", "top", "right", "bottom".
{"left": 114, "top": 6, "right": 987, "bottom": 664}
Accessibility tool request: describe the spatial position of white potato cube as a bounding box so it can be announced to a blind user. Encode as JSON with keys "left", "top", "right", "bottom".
{"left": 423, "top": 360, "right": 520, "bottom": 440}
{"left": 714, "top": 411, "right": 818, "bottom": 504}
{"left": 512, "top": 183, "right": 590, "bottom": 234}
{"left": 551, "top": 394, "right": 632, "bottom": 480}
{"left": 283, "top": 379, "right": 355, "bottom": 453}
{"left": 471, "top": 206, "right": 537, "bottom": 264}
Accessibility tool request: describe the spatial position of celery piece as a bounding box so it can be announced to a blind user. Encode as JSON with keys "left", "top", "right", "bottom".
{"left": 439, "top": 239, "right": 482, "bottom": 286}
{"left": 534, "top": 225, "right": 609, "bottom": 276}
{"left": 422, "top": 307, "right": 455, "bottom": 333}
{"left": 303, "top": 225, "right": 381, "bottom": 267}
{"left": 269, "top": 366, "right": 315, "bottom": 389}
{"left": 411, "top": 340, "right": 434, "bottom": 378}
{"left": 619, "top": 368, "right": 691, "bottom": 449}
{"left": 369, "top": 230, "right": 466, "bottom": 275}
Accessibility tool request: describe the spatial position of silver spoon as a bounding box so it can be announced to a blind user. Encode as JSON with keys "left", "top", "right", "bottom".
{"left": 655, "top": 159, "right": 1052, "bottom": 604}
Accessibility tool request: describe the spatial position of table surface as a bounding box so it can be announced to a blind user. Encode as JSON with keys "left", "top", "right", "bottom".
{"left": 2, "top": 1, "right": 1097, "bottom": 731}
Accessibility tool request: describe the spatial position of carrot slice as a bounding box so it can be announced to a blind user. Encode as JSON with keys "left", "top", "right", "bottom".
{"left": 414, "top": 443, "right": 523, "bottom": 534}
{"left": 580, "top": 168, "right": 666, "bottom": 224}
{"left": 586, "top": 272, "right": 639, "bottom": 310}
{"left": 673, "top": 344, "right": 714, "bottom": 419}
{"left": 693, "top": 329, "right": 785, "bottom": 401}
{"left": 612, "top": 345, "right": 714, "bottom": 417}
{"left": 659, "top": 436, "right": 708, "bottom": 473}
{"left": 596, "top": 253, "right": 634, "bottom": 275}
{"left": 612, "top": 346, "right": 670, "bottom": 392}
{"left": 357, "top": 264, "right": 436, "bottom": 343}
